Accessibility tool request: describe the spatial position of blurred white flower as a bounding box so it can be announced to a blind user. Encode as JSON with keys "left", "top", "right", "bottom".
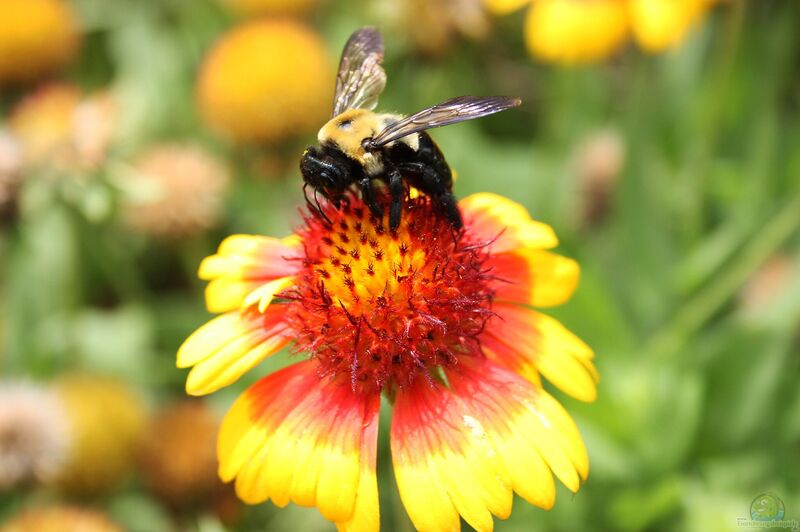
{"left": 0, "top": 381, "right": 69, "bottom": 490}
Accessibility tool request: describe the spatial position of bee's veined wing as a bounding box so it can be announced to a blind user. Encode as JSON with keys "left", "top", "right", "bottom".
{"left": 332, "top": 27, "right": 387, "bottom": 117}
{"left": 370, "top": 95, "right": 521, "bottom": 147}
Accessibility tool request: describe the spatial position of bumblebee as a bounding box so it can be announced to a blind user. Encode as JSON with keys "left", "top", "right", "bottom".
{"left": 300, "top": 28, "right": 521, "bottom": 229}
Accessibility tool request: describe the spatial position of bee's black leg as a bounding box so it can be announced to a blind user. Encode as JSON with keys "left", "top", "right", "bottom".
{"left": 388, "top": 168, "right": 403, "bottom": 230}
{"left": 436, "top": 191, "right": 462, "bottom": 229}
{"left": 397, "top": 163, "right": 462, "bottom": 229}
{"left": 358, "top": 177, "right": 383, "bottom": 220}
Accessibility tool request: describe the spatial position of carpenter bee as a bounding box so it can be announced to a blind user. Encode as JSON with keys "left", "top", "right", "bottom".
{"left": 300, "top": 27, "right": 521, "bottom": 230}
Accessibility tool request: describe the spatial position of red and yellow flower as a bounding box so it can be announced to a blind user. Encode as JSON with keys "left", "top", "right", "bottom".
{"left": 178, "top": 191, "right": 597, "bottom": 531}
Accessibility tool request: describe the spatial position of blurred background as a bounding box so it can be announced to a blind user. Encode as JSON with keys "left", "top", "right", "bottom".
{"left": 0, "top": 0, "right": 799, "bottom": 530}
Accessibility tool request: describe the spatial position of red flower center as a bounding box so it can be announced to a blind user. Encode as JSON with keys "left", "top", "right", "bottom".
{"left": 282, "top": 193, "right": 495, "bottom": 395}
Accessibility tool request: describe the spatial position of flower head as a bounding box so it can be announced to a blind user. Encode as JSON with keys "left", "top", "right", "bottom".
{"left": 0, "top": 0, "right": 80, "bottom": 85}
{"left": 485, "top": 0, "right": 718, "bottom": 63}
{"left": 0, "top": 381, "right": 68, "bottom": 490}
{"left": 122, "top": 144, "right": 230, "bottom": 239}
{"left": 394, "top": 0, "right": 490, "bottom": 58}
{"left": 197, "top": 19, "right": 333, "bottom": 144}
{"left": 137, "top": 400, "right": 223, "bottom": 509}
{"left": 9, "top": 83, "right": 118, "bottom": 173}
{"left": 52, "top": 374, "right": 147, "bottom": 497}
{"left": 179, "top": 191, "right": 597, "bottom": 530}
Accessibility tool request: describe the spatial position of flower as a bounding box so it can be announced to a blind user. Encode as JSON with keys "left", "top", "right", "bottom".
{"left": 121, "top": 144, "right": 230, "bottom": 239}
{"left": 197, "top": 19, "right": 333, "bottom": 144}
{"left": 219, "top": 0, "right": 318, "bottom": 17}
{"left": 0, "top": 0, "right": 80, "bottom": 85}
{"left": 525, "top": 0, "right": 629, "bottom": 64}
{"left": 485, "top": 0, "right": 717, "bottom": 64}
{"left": 0, "top": 506, "right": 122, "bottom": 532}
{"left": 628, "top": 0, "right": 714, "bottom": 52}
{"left": 0, "top": 381, "right": 68, "bottom": 490}
{"left": 395, "top": 0, "right": 490, "bottom": 58}
{"left": 179, "top": 190, "right": 597, "bottom": 530}
{"left": 8, "top": 83, "right": 118, "bottom": 173}
{"left": 137, "top": 400, "right": 224, "bottom": 509}
{"left": 52, "top": 374, "right": 147, "bottom": 497}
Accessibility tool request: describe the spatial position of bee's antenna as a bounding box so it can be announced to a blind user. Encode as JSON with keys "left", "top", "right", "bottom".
{"left": 314, "top": 187, "right": 332, "bottom": 225}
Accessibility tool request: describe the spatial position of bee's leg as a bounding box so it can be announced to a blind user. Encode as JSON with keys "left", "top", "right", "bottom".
{"left": 358, "top": 177, "right": 383, "bottom": 220}
{"left": 387, "top": 168, "right": 403, "bottom": 230}
{"left": 397, "top": 163, "right": 462, "bottom": 229}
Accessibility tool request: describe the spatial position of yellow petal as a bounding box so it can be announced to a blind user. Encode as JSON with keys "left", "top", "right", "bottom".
{"left": 391, "top": 377, "right": 516, "bottom": 532}
{"left": 218, "top": 362, "right": 381, "bottom": 528}
{"left": 178, "top": 308, "right": 290, "bottom": 395}
{"left": 484, "top": 303, "right": 598, "bottom": 402}
{"left": 242, "top": 276, "right": 294, "bottom": 313}
{"left": 489, "top": 249, "right": 580, "bottom": 308}
{"left": 459, "top": 193, "right": 558, "bottom": 253}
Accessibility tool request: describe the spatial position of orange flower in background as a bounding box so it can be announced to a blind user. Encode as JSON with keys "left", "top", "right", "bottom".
{"left": 8, "top": 83, "right": 118, "bottom": 173}
{"left": 137, "top": 400, "right": 224, "bottom": 509}
{"left": 178, "top": 191, "right": 597, "bottom": 530}
{"left": 0, "top": 0, "right": 80, "bottom": 84}
{"left": 197, "top": 19, "right": 333, "bottom": 144}
{"left": 485, "top": 0, "right": 718, "bottom": 64}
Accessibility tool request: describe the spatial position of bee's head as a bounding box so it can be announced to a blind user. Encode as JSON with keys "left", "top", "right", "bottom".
{"left": 300, "top": 146, "right": 348, "bottom": 194}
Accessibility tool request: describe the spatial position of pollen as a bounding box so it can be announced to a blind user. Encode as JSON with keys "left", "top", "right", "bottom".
{"left": 283, "top": 193, "right": 495, "bottom": 395}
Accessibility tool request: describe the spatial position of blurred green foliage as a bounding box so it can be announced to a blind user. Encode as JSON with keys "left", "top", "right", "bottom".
{"left": 1, "top": 0, "right": 799, "bottom": 531}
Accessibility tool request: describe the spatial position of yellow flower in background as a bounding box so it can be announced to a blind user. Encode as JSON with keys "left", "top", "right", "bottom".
{"left": 121, "top": 143, "right": 230, "bottom": 239}
{"left": 526, "top": 0, "right": 629, "bottom": 64}
{"left": 485, "top": 0, "right": 718, "bottom": 64}
{"left": 628, "top": 0, "right": 714, "bottom": 52}
{"left": 197, "top": 19, "right": 333, "bottom": 144}
{"left": 0, "top": 506, "right": 122, "bottom": 532}
{"left": 220, "top": 0, "right": 318, "bottom": 17}
{"left": 52, "top": 374, "right": 147, "bottom": 497}
{"left": 8, "top": 83, "right": 118, "bottom": 173}
{"left": 178, "top": 191, "right": 597, "bottom": 530}
{"left": 0, "top": 0, "right": 80, "bottom": 84}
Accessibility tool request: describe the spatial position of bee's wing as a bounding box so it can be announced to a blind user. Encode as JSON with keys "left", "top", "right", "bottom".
{"left": 370, "top": 95, "right": 521, "bottom": 147}
{"left": 332, "top": 27, "right": 387, "bottom": 117}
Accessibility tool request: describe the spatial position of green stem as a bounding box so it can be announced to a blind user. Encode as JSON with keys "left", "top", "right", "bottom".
{"left": 646, "top": 193, "right": 800, "bottom": 361}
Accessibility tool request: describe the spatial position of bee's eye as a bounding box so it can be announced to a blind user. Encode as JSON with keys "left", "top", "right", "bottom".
{"left": 338, "top": 119, "right": 352, "bottom": 129}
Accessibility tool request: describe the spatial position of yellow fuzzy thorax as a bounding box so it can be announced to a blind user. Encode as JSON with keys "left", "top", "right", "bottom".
{"left": 318, "top": 109, "right": 419, "bottom": 176}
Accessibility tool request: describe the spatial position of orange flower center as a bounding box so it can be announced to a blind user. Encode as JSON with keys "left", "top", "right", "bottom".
{"left": 283, "top": 193, "right": 495, "bottom": 395}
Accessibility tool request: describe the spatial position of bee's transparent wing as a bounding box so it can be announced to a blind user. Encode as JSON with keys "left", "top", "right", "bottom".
{"left": 332, "top": 27, "right": 387, "bottom": 117}
{"left": 370, "top": 95, "right": 521, "bottom": 147}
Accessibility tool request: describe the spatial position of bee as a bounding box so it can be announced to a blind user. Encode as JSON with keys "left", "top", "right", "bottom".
{"left": 300, "top": 27, "right": 521, "bottom": 230}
